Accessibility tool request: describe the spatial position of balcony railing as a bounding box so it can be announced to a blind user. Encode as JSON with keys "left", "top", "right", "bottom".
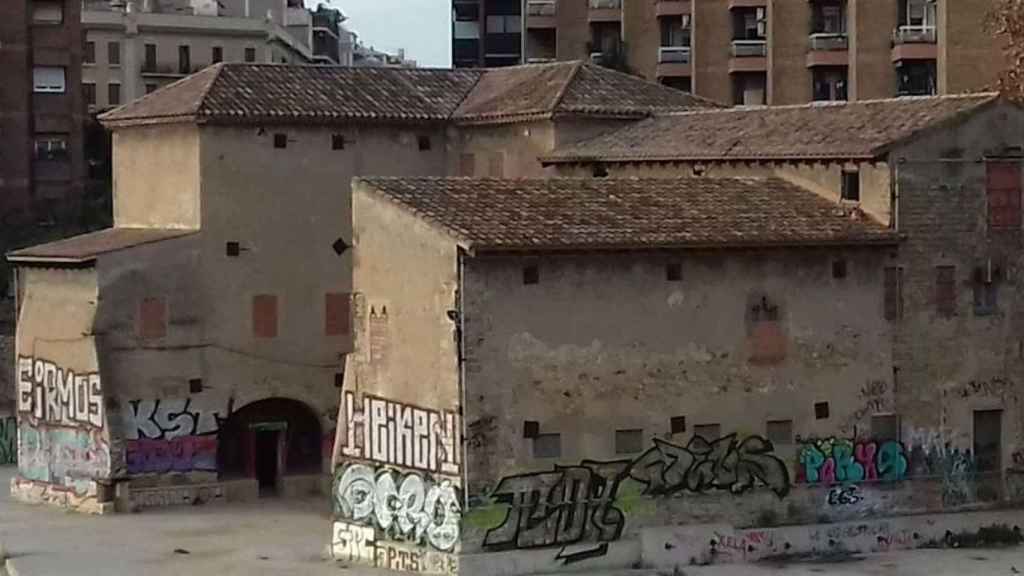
{"left": 893, "top": 25, "right": 936, "bottom": 44}
{"left": 527, "top": 0, "right": 556, "bottom": 16}
{"left": 527, "top": 57, "right": 556, "bottom": 63}
{"left": 658, "top": 46, "right": 691, "bottom": 64}
{"left": 731, "top": 39, "right": 766, "bottom": 57}
{"left": 589, "top": 0, "right": 621, "bottom": 8}
{"left": 809, "top": 32, "right": 848, "bottom": 51}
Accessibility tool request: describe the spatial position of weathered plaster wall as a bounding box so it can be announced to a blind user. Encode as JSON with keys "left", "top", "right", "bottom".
{"left": 450, "top": 121, "right": 555, "bottom": 178}
{"left": 329, "top": 182, "right": 463, "bottom": 574}
{"left": 12, "top": 266, "right": 110, "bottom": 513}
{"left": 112, "top": 124, "right": 201, "bottom": 229}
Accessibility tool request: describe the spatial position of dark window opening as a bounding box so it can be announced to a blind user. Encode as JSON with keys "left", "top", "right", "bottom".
{"left": 832, "top": 259, "right": 847, "bottom": 279}
{"left": 417, "top": 135, "right": 431, "bottom": 151}
{"left": 523, "top": 264, "right": 539, "bottom": 285}
{"left": 670, "top": 416, "right": 686, "bottom": 434}
{"left": 83, "top": 83, "right": 96, "bottom": 106}
{"left": 936, "top": 265, "right": 956, "bottom": 318}
{"left": 522, "top": 421, "right": 540, "bottom": 438}
{"left": 212, "top": 46, "right": 223, "bottom": 63}
{"left": 815, "top": 401, "right": 830, "bottom": 420}
{"left": 144, "top": 43, "right": 157, "bottom": 71}
{"left": 33, "top": 135, "right": 69, "bottom": 161}
{"left": 226, "top": 241, "right": 241, "bottom": 257}
{"left": 973, "top": 264, "right": 1000, "bottom": 316}
{"left": 145, "top": 83, "right": 157, "bottom": 94}
{"left": 896, "top": 59, "right": 936, "bottom": 96}
{"left": 108, "top": 41, "right": 121, "bottom": 65}
{"left": 592, "top": 163, "right": 609, "bottom": 178}
{"left": 108, "top": 83, "right": 121, "bottom": 106}
{"left": 245, "top": 47, "right": 257, "bottom": 62}
{"left": 178, "top": 45, "right": 191, "bottom": 75}
{"left": 841, "top": 170, "right": 860, "bottom": 201}
{"left": 884, "top": 266, "right": 903, "bottom": 320}
{"left": 84, "top": 41, "right": 96, "bottom": 64}
{"left": 813, "top": 66, "right": 847, "bottom": 102}
{"left": 666, "top": 262, "right": 682, "bottom": 282}
{"left": 660, "top": 76, "right": 692, "bottom": 92}
{"left": 331, "top": 134, "right": 345, "bottom": 150}
{"left": 273, "top": 133, "right": 287, "bottom": 149}
{"left": 189, "top": 378, "right": 203, "bottom": 394}
{"left": 974, "top": 409, "right": 1002, "bottom": 473}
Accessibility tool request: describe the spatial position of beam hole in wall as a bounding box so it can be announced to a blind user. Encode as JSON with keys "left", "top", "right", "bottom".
{"left": 832, "top": 259, "right": 847, "bottom": 279}
{"left": 670, "top": 416, "right": 686, "bottom": 434}
{"left": 334, "top": 373, "right": 344, "bottom": 388}
{"left": 532, "top": 433, "right": 561, "bottom": 459}
{"left": 666, "top": 261, "right": 682, "bottom": 282}
{"left": 188, "top": 378, "right": 203, "bottom": 394}
{"left": 331, "top": 238, "right": 349, "bottom": 256}
{"left": 417, "top": 135, "right": 431, "bottom": 151}
{"left": 523, "top": 264, "right": 539, "bottom": 285}
{"left": 226, "top": 241, "right": 241, "bottom": 257}
{"left": 814, "top": 401, "right": 830, "bottom": 420}
{"left": 693, "top": 423, "right": 720, "bottom": 440}
{"left": 273, "top": 133, "right": 287, "bottom": 149}
{"left": 331, "top": 134, "right": 346, "bottom": 150}
{"left": 615, "top": 429, "right": 643, "bottom": 454}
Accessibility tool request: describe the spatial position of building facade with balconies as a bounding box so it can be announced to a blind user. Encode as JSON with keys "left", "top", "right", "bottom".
{"left": 453, "top": 0, "right": 1007, "bottom": 106}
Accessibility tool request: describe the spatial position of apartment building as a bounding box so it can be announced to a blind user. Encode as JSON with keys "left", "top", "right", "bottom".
{"left": 82, "top": 0, "right": 315, "bottom": 111}
{"left": 457, "top": 0, "right": 1007, "bottom": 105}
{"left": 453, "top": 0, "right": 523, "bottom": 67}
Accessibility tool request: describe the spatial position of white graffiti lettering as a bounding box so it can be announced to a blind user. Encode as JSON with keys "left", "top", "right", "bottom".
{"left": 335, "top": 464, "right": 461, "bottom": 552}
{"left": 340, "top": 392, "right": 460, "bottom": 475}
{"left": 122, "top": 398, "right": 229, "bottom": 440}
{"left": 333, "top": 521, "right": 376, "bottom": 563}
{"left": 17, "top": 356, "right": 103, "bottom": 429}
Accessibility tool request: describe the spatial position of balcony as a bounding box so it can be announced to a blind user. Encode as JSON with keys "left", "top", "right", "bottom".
{"left": 806, "top": 33, "right": 848, "bottom": 67}
{"left": 728, "top": 0, "right": 766, "bottom": 8}
{"left": 527, "top": 0, "right": 556, "bottom": 28}
{"left": 891, "top": 26, "right": 937, "bottom": 62}
{"left": 655, "top": 0, "right": 691, "bottom": 17}
{"left": 731, "top": 39, "right": 766, "bottom": 57}
{"left": 588, "top": 0, "right": 621, "bottom": 22}
{"left": 658, "top": 46, "right": 691, "bottom": 64}
{"left": 809, "top": 32, "right": 847, "bottom": 51}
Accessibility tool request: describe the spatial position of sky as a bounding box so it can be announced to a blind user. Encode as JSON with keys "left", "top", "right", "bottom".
{"left": 305, "top": 0, "right": 451, "bottom": 68}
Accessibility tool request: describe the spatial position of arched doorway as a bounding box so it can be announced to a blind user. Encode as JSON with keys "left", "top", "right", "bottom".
{"left": 217, "top": 398, "right": 322, "bottom": 495}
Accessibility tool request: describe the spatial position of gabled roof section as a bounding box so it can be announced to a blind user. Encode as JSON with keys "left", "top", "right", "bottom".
{"left": 99, "top": 61, "right": 714, "bottom": 128}
{"left": 453, "top": 61, "right": 717, "bottom": 124}
{"left": 7, "top": 228, "right": 197, "bottom": 264}
{"left": 543, "top": 93, "right": 1003, "bottom": 163}
{"left": 356, "top": 177, "right": 899, "bottom": 252}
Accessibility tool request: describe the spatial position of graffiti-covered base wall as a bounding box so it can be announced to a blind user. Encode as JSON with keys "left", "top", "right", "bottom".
{"left": 13, "top": 267, "right": 112, "bottom": 514}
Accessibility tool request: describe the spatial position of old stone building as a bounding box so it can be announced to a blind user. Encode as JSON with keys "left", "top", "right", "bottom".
{"left": 334, "top": 94, "right": 1024, "bottom": 575}
{"left": 5, "top": 61, "right": 705, "bottom": 513}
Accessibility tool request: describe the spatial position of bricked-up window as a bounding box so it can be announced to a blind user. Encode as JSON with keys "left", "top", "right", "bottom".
{"left": 533, "top": 433, "right": 561, "bottom": 458}
{"left": 766, "top": 420, "right": 793, "bottom": 445}
{"left": 884, "top": 266, "right": 903, "bottom": 320}
{"left": 325, "top": 292, "right": 350, "bottom": 336}
{"left": 871, "top": 414, "right": 899, "bottom": 442}
{"left": 488, "top": 153, "right": 504, "bottom": 177}
{"left": 615, "top": 429, "right": 643, "bottom": 454}
{"left": 138, "top": 297, "right": 167, "bottom": 339}
{"left": 936, "top": 265, "right": 956, "bottom": 317}
{"left": 693, "top": 423, "right": 721, "bottom": 440}
{"left": 252, "top": 294, "right": 278, "bottom": 338}
{"left": 987, "top": 160, "right": 1022, "bottom": 231}
{"left": 459, "top": 153, "right": 475, "bottom": 176}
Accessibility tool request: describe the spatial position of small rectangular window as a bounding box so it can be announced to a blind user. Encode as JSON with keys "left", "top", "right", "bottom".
{"left": 144, "top": 43, "right": 157, "bottom": 70}
{"left": 936, "top": 265, "right": 956, "bottom": 317}
{"left": 245, "top": 47, "right": 257, "bottom": 62}
{"left": 253, "top": 294, "right": 279, "bottom": 338}
{"left": 138, "top": 297, "right": 167, "bottom": 339}
{"left": 212, "top": 46, "right": 223, "bottom": 63}
{"left": 615, "top": 429, "right": 643, "bottom": 454}
{"left": 814, "top": 401, "right": 830, "bottom": 420}
{"left": 832, "top": 259, "right": 847, "bottom": 279}
{"left": 841, "top": 170, "right": 860, "bottom": 201}
{"left": 108, "top": 83, "right": 121, "bottom": 105}
{"left": 332, "top": 134, "right": 346, "bottom": 150}
{"left": 84, "top": 41, "right": 96, "bottom": 64}
{"left": 145, "top": 83, "right": 158, "bottom": 94}
{"left": 987, "top": 160, "right": 1022, "bottom": 231}
{"left": 33, "top": 66, "right": 66, "bottom": 93}
{"left": 693, "top": 423, "right": 721, "bottom": 440}
{"left": 33, "top": 135, "right": 68, "bottom": 161}
{"left": 83, "top": 83, "right": 96, "bottom": 106}
{"left": 666, "top": 262, "right": 682, "bottom": 282}
{"left": 274, "top": 133, "right": 287, "bottom": 149}
{"left": 417, "top": 135, "right": 432, "bottom": 151}
{"left": 870, "top": 414, "right": 899, "bottom": 442}
{"left": 884, "top": 266, "right": 903, "bottom": 320}
{"left": 108, "top": 41, "right": 121, "bottom": 65}
{"left": 522, "top": 264, "right": 539, "bottom": 285}
{"left": 533, "top": 433, "right": 561, "bottom": 458}
{"left": 325, "top": 292, "right": 350, "bottom": 336}
{"left": 670, "top": 416, "right": 686, "bottom": 434}
{"left": 766, "top": 419, "right": 793, "bottom": 445}
{"left": 32, "top": 1, "right": 63, "bottom": 24}
{"left": 178, "top": 45, "right": 191, "bottom": 74}
{"left": 974, "top": 409, "right": 1002, "bottom": 472}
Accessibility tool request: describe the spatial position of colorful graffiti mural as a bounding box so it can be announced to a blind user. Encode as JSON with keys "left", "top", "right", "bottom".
{"left": 122, "top": 397, "right": 230, "bottom": 474}
{"left": 18, "top": 425, "right": 109, "bottom": 490}
{"left": 797, "top": 438, "right": 908, "bottom": 484}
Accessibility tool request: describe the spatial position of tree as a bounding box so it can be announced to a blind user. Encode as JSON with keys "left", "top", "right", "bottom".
{"left": 990, "top": 0, "right": 1024, "bottom": 100}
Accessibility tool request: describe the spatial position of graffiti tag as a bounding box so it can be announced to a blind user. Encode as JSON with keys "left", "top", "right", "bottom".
{"left": 798, "top": 438, "right": 908, "bottom": 485}
{"left": 17, "top": 356, "right": 103, "bottom": 428}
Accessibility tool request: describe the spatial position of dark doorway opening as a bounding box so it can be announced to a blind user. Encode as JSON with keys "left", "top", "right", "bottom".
{"left": 217, "top": 398, "right": 322, "bottom": 495}
{"left": 974, "top": 409, "right": 1003, "bottom": 473}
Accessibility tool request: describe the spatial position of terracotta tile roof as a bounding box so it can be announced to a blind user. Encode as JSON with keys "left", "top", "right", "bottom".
{"left": 544, "top": 93, "right": 1002, "bottom": 163}
{"left": 452, "top": 61, "right": 717, "bottom": 124}
{"left": 100, "top": 61, "right": 713, "bottom": 128}
{"left": 356, "top": 177, "right": 899, "bottom": 252}
{"left": 7, "top": 228, "right": 197, "bottom": 264}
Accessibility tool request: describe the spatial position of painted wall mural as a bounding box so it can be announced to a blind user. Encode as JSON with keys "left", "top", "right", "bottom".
{"left": 0, "top": 415, "right": 16, "bottom": 465}
{"left": 122, "top": 397, "right": 230, "bottom": 474}
{"left": 17, "top": 356, "right": 103, "bottom": 429}
{"left": 797, "top": 438, "right": 908, "bottom": 484}
{"left": 335, "top": 464, "right": 462, "bottom": 552}
{"left": 18, "top": 425, "right": 110, "bottom": 489}
{"left": 339, "top": 392, "right": 461, "bottom": 475}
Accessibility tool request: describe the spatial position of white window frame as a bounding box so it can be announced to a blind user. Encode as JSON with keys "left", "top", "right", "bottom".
{"left": 32, "top": 66, "right": 66, "bottom": 93}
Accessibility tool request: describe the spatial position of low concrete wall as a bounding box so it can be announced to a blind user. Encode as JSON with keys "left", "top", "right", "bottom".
{"left": 10, "top": 475, "right": 114, "bottom": 515}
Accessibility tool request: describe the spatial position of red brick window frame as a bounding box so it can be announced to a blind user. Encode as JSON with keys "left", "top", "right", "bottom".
{"left": 325, "top": 293, "right": 351, "bottom": 336}
{"left": 138, "top": 297, "right": 167, "bottom": 339}
{"left": 252, "top": 294, "right": 278, "bottom": 338}
{"left": 987, "top": 160, "right": 1022, "bottom": 231}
